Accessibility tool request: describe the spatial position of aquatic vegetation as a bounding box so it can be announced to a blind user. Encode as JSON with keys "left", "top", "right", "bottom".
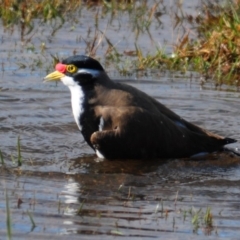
{"left": 9, "top": 137, "right": 22, "bottom": 167}
{"left": 99, "top": 1, "right": 240, "bottom": 85}
{"left": 27, "top": 210, "right": 36, "bottom": 230}
{"left": 191, "top": 206, "right": 214, "bottom": 233}
{"left": 5, "top": 190, "right": 12, "bottom": 240}
{"left": 76, "top": 199, "right": 85, "bottom": 215}
{"left": 0, "top": 0, "right": 64, "bottom": 39}
{"left": 1, "top": 1, "right": 240, "bottom": 85}
{"left": 204, "top": 207, "right": 213, "bottom": 228}
{"left": 191, "top": 208, "right": 201, "bottom": 232}
{"left": 0, "top": 0, "right": 135, "bottom": 31}
{"left": 174, "top": 0, "right": 240, "bottom": 85}
{"left": 17, "top": 136, "right": 22, "bottom": 167}
{"left": 0, "top": 137, "right": 22, "bottom": 167}
{"left": 0, "top": 149, "right": 4, "bottom": 165}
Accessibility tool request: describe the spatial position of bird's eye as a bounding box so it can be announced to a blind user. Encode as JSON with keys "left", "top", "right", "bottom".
{"left": 66, "top": 64, "right": 77, "bottom": 73}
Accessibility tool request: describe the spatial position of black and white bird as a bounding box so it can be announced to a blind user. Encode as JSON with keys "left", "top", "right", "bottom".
{"left": 44, "top": 55, "right": 237, "bottom": 159}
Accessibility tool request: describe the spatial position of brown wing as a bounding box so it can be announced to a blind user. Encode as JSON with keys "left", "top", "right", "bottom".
{"left": 90, "top": 106, "right": 230, "bottom": 159}
{"left": 122, "top": 83, "right": 228, "bottom": 139}
{"left": 95, "top": 80, "right": 227, "bottom": 140}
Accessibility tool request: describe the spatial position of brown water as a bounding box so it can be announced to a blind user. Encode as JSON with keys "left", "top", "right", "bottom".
{"left": 1, "top": 1, "right": 240, "bottom": 239}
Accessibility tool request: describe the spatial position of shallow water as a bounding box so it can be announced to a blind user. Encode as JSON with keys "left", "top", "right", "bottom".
{"left": 1, "top": 72, "right": 240, "bottom": 239}
{"left": 1, "top": 1, "right": 240, "bottom": 239}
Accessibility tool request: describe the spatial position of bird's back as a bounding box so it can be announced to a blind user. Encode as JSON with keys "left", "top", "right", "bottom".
{"left": 90, "top": 76, "right": 236, "bottom": 158}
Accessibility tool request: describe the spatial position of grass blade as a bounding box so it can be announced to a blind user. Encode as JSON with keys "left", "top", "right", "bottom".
{"left": 77, "top": 199, "right": 85, "bottom": 215}
{"left": 6, "top": 190, "right": 12, "bottom": 240}
{"left": 27, "top": 210, "right": 36, "bottom": 229}
{"left": 17, "top": 136, "right": 22, "bottom": 167}
{"left": 0, "top": 150, "right": 4, "bottom": 165}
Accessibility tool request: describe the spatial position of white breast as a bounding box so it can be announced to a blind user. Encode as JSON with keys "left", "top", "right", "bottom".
{"left": 69, "top": 85, "right": 84, "bottom": 131}
{"left": 60, "top": 69, "right": 101, "bottom": 131}
{"left": 60, "top": 76, "right": 84, "bottom": 131}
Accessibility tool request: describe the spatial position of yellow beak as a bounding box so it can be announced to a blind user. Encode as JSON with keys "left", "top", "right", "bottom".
{"left": 44, "top": 71, "right": 66, "bottom": 82}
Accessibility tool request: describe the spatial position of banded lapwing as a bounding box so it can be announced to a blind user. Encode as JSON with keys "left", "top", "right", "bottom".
{"left": 44, "top": 55, "right": 236, "bottom": 159}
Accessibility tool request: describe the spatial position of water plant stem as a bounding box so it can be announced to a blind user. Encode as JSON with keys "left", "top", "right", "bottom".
{"left": 5, "top": 190, "right": 12, "bottom": 240}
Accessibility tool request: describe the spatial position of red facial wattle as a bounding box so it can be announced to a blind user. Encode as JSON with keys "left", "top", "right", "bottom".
{"left": 55, "top": 63, "right": 67, "bottom": 73}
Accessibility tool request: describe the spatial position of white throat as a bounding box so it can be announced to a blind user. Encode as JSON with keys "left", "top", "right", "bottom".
{"left": 61, "top": 75, "right": 84, "bottom": 131}
{"left": 69, "top": 85, "right": 84, "bottom": 131}
{"left": 60, "top": 69, "right": 101, "bottom": 131}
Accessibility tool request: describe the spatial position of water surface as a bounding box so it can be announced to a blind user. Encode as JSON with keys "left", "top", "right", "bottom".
{"left": 1, "top": 1, "right": 240, "bottom": 239}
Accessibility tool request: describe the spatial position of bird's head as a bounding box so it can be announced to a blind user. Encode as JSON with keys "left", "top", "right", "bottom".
{"left": 44, "top": 55, "right": 105, "bottom": 88}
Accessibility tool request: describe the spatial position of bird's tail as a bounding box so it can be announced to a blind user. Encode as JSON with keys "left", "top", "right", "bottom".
{"left": 223, "top": 136, "right": 239, "bottom": 157}
{"left": 222, "top": 137, "right": 239, "bottom": 156}
{"left": 224, "top": 137, "right": 237, "bottom": 145}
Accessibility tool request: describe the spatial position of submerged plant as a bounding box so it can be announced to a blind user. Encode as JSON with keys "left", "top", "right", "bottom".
{"left": 5, "top": 190, "right": 12, "bottom": 240}
{"left": 191, "top": 207, "right": 214, "bottom": 233}
{"left": 76, "top": 199, "right": 85, "bottom": 215}
{"left": 27, "top": 210, "right": 36, "bottom": 230}
{"left": 0, "top": 149, "right": 4, "bottom": 165}
{"left": 0, "top": 137, "right": 23, "bottom": 167}
{"left": 192, "top": 211, "right": 200, "bottom": 232}
{"left": 1, "top": 0, "right": 240, "bottom": 88}
{"left": 204, "top": 207, "right": 213, "bottom": 228}
{"left": 17, "top": 136, "right": 22, "bottom": 167}
{"left": 174, "top": 0, "right": 240, "bottom": 85}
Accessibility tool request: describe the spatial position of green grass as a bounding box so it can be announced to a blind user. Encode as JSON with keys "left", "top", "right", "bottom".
{"left": 204, "top": 207, "right": 213, "bottom": 228}
{"left": 2, "top": 0, "right": 240, "bottom": 85}
{"left": 102, "top": 0, "right": 240, "bottom": 84}
{"left": 77, "top": 199, "right": 85, "bottom": 215}
{"left": 17, "top": 136, "right": 22, "bottom": 167}
{"left": 173, "top": 0, "right": 240, "bottom": 84}
{"left": 5, "top": 190, "right": 12, "bottom": 240}
{"left": 27, "top": 210, "right": 36, "bottom": 230}
{"left": 0, "top": 137, "right": 23, "bottom": 167}
{"left": 0, "top": 149, "right": 4, "bottom": 165}
{"left": 0, "top": 0, "right": 134, "bottom": 31}
{"left": 191, "top": 206, "right": 214, "bottom": 233}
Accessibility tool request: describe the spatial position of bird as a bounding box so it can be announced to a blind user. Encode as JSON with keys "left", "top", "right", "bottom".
{"left": 44, "top": 55, "right": 237, "bottom": 159}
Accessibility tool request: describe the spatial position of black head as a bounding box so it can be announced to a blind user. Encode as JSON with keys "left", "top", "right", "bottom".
{"left": 44, "top": 55, "right": 106, "bottom": 89}
{"left": 62, "top": 55, "right": 104, "bottom": 71}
